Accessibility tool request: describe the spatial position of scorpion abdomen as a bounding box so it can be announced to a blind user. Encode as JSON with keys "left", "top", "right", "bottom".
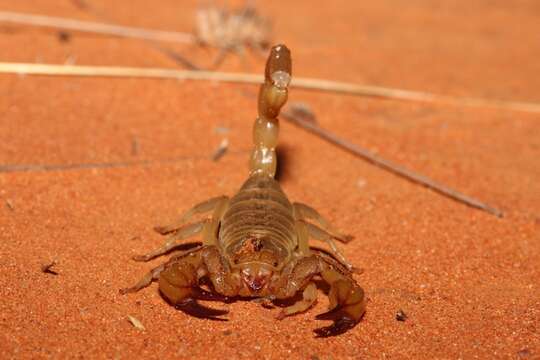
{"left": 219, "top": 173, "right": 296, "bottom": 266}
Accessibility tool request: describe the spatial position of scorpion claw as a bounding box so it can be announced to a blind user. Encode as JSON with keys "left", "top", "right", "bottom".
{"left": 252, "top": 297, "right": 275, "bottom": 309}
{"left": 313, "top": 301, "right": 365, "bottom": 337}
{"left": 195, "top": 288, "right": 232, "bottom": 303}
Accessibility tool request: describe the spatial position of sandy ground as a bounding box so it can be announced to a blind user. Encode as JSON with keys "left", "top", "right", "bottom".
{"left": 1, "top": 0, "right": 539, "bottom": 359}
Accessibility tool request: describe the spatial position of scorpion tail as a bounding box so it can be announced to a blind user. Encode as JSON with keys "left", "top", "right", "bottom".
{"left": 249, "top": 44, "right": 292, "bottom": 177}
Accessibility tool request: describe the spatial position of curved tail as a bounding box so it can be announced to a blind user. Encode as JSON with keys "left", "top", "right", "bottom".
{"left": 249, "top": 44, "right": 292, "bottom": 177}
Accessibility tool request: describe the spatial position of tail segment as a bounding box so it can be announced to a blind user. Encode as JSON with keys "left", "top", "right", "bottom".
{"left": 249, "top": 44, "right": 292, "bottom": 177}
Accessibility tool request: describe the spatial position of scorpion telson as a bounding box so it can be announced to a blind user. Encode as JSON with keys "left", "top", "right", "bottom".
{"left": 121, "top": 44, "right": 366, "bottom": 337}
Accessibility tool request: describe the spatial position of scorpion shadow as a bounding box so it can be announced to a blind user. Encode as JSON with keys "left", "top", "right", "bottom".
{"left": 173, "top": 299, "right": 229, "bottom": 321}
{"left": 275, "top": 144, "right": 293, "bottom": 182}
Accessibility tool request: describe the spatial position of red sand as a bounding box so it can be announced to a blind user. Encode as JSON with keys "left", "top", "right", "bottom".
{"left": 1, "top": 1, "right": 539, "bottom": 358}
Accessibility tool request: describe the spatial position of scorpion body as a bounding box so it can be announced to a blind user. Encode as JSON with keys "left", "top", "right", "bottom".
{"left": 121, "top": 45, "right": 366, "bottom": 336}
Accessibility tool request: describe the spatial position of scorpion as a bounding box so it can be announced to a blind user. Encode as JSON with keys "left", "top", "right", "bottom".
{"left": 121, "top": 44, "right": 366, "bottom": 337}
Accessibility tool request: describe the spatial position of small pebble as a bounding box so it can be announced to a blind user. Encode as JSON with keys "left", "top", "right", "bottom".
{"left": 211, "top": 138, "right": 229, "bottom": 161}
{"left": 41, "top": 260, "right": 59, "bottom": 275}
{"left": 57, "top": 31, "right": 71, "bottom": 43}
{"left": 127, "top": 315, "right": 145, "bottom": 331}
{"left": 5, "top": 199, "right": 14, "bottom": 211}
{"left": 396, "top": 309, "right": 407, "bottom": 321}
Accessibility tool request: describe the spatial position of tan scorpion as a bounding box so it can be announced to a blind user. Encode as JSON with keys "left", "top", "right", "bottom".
{"left": 121, "top": 44, "right": 366, "bottom": 337}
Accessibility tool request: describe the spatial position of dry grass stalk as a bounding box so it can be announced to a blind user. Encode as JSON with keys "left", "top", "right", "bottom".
{"left": 282, "top": 104, "right": 504, "bottom": 217}
{"left": 0, "top": 62, "right": 539, "bottom": 114}
{"left": 211, "top": 138, "right": 229, "bottom": 161}
{"left": 0, "top": 10, "right": 194, "bottom": 44}
{"left": 126, "top": 315, "right": 145, "bottom": 331}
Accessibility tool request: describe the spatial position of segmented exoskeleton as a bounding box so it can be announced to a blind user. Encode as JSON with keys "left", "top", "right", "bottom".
{"left": 121, "top": 44, "right": 366, "bottom": 336}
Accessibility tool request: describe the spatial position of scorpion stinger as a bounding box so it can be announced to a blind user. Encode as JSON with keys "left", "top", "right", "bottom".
{"left": 121, "top": 44, "right": 366, "bottom": 337}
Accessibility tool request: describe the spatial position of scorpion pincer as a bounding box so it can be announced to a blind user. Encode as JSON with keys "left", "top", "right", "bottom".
{"left": 121, "top": 44, "right": 366, "bottom": 336}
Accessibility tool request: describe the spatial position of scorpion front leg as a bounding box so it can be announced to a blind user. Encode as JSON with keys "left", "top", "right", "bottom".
{"left": 293, "top": 202, "right": 353, "bottom": 243}
{"left": 133, "top": 196, "right": 229, "bottom": 262}
{"left": 120, "top": 245, "right": 202, "bottom": 294}
{"left": 119, "top": 261, "right": 168, "bottom": 294}
{"left": 293, "top": 202, "right": 354, "bottom": 270}
{"left": 133, "top": 220, "right": 209, "bottom": 262}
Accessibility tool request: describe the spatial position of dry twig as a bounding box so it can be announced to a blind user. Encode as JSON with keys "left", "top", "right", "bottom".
{"left": 126, "top": 315, "right": 145, "bottom": 331}
{"left": 4, "top": 199, "right": 14, "bottom": 211}
{"left": 0, "top": 11, "right": 515, "bottom": 217}
{"left": 0, "top": 10, "right": 194, "bottom": 44}
{"left": 0, "top": 62, "right": 539, "bottom": 114}
{"left": 282, "top": 105, "right": 504, "bottom": 217}
{"left": 211, "top": 138, "right": 229, "bottom": 161}
{"left": 0, "top": 150, "right": 248, "bottom": 174}
{"left": 0, "top": 10, "right": 538, "bottom": 112}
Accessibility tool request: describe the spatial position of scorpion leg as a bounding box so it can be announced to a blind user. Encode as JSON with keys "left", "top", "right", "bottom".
{"left": 154, "top": 196, "right": 229, "bottom": 234}
{"left": 119, "top": 262, "right": 167, "bottom": 294}
{"left": 275, "top": 221, "right": 316, "bottom": 318}
{"left": 304, "top": 222, "right": 353, "bottom": 271}
{"left": 134, "top": 194, "right": 229, "bottom": 262}
{"left": 133, "top": 220, "right": 209, "bottom": 262}
{"left": 293, "top": 202, "right": 353, "bottom": 243}
{"left": 200, "top": 195, "right": 229, "bottom": 246}
{"left": 121, "top": 246, "right": 203, "bottom": 294}
{"left": 294, "top": 219, "right": 311, "bottom": 255}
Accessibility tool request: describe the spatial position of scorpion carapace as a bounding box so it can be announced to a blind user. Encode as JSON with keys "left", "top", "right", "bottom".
{"left": 121, "top": 44, "right": 366, "bottom": 337}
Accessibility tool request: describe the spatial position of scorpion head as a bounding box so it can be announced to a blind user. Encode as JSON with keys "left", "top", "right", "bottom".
{"left": 240, "top": 262, "right": 273, "bottom": 293}
{"left": 233, "top": 237, "right": 283, "bottom": 294}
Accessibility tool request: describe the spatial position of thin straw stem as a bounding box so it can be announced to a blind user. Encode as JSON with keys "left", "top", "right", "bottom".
{"left": 0, "top": 62, "right": 539, "bottom": 114}
{"left": 282, "top": 109, "right": 504, "bottom": 217}
{"left": 0, "top": 10, "right": 195, "bottom": 44}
